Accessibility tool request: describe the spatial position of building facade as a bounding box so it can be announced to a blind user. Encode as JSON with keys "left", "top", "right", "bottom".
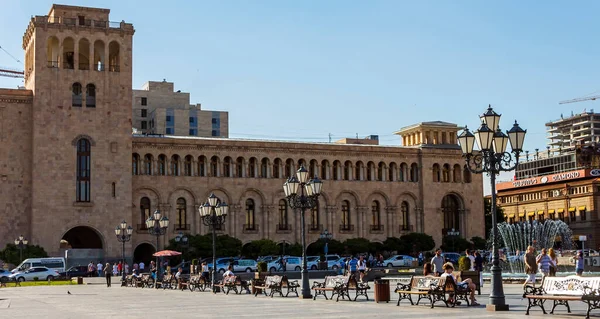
{"left": 0, "top": 4, "right": 484, "bottom": 263}
{"left": 132, "top": 80, "right": 228, "bottom": 137}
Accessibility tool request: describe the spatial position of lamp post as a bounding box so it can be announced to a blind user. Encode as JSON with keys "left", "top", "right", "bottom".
{"left": 199, "top": 193, "right": 228, "bottom": 293}
{"left": 145, "top": 210, "right": 170, "bottom": 278}
{"left": 175, "top": 232, "right": 189, "bottom": 264}
{"left": 457, "top": 105, "right": 526, "bottom": 311}
{"left": 283, "top": 166, "right": 323, "bottom": 299}
{"left": 320, "top": 229, "right": 333, "bottom": 270}
{"left": 115, "top": 221, "right": 133, "bottom": 282}
{"left": 14, "top": 235, "right": 28, "bottom": 263}
{"left": 447, "top": 228, "right": 459, "bottom": 252}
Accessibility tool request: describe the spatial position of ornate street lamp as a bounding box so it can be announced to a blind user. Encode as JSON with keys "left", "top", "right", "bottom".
{"left": 115, "top": 221, "right": 133, "bottom": 282}
{"left": 457, "top": 105, "right": 526, "bottom": 311}
{"left": 145, "top": 210, "right": 169, "bottom": 278}
{"left": 175, "top": 232, "right": 189, "bottom": 263}
{"left": 199, "top": 193, "right": 228, "bottom": 293}
{"left": 319, "top": 229, "right": 333, "bottom": 270}
{"left": 14, "top": 235, "right": 28, "bottom": 263}
{"left": 284, "top": 166, "right": 323, "bottom": 299}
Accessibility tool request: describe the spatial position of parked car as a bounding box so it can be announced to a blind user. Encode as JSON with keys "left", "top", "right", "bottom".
{"left": 0, "top": 269, "right": 10, "bottom": 281}
{"left": 257, "top": 256, "right": 278, "bottom": 263}
{"left": 58, "top": 265, "right": 88, "bottom": 278}
{"left": 383, "top": 255, "right": 415, "bottom": 268}
{"left": 207, "top": 257, "right": 238, "bottom": 271}
{"left": 231, "top": 259, "right": 258, "bottom": 273}
{"left": 306, "top": 256, "right": 320, "bottom": 270}
{"left": 267, "top": 256, "right": 302, "bottom": 272}
{"left": 441, "top": 253, "right": 461, "bottom": 265}
{"left": 324, "top": 255, "right": 341, "bottom": 269}
{"left": 9, "top": 266, "right": 60, "bottom": 282}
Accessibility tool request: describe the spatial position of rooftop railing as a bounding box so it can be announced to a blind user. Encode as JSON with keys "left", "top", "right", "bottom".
{"left": 34, "top": 16, "right": 131, "bottom": 30}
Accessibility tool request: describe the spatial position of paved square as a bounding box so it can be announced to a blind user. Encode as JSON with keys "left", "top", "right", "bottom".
{"left": 0, "top": 279, "right": 595, "bottom": 318}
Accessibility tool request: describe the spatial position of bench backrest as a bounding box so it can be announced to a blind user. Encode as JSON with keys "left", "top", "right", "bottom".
{"left": 264, "top": 275, "right": 283, "bottom": 286}
{"left": 223, "top": 275, "right": 237, "bottom": 284}
{"left": 411, "top": 276, "right": 445, "bottom": 290}
{"left": 324, "top": 275, "right": 350, "bottom": 288}
{"left": 542, "top": 276, "right": 600, "bottom": 296}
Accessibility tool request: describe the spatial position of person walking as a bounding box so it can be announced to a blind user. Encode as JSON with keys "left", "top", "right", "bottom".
{"left": 103, "top": 263, "right": 112, "bottom": 287}
{"left": 474, "top": 251, "right": 484, "bottom": 288}
{"left": 575, "top": 251, "right": 584, "bottom": 276}
{"left": 536, "top": 248, "right": 552, "bottom": 281}
{"left": 139, "top": 261, "right": 145, "bottom": 273}
{"left": 112, "top": 263, "right": 118, "bottom": 276}
{"left": 87, "top": 261, "right": 95, "bottom": 278}
{"left": 548, "top": 248, "right": 558, "bottom": 277}
{"left": 431, "top": 250, "right": 445, "bottom": 276}
{"left": 466, "top": 249, "right": 475, "bottom": 271}
{"left": 357, "top": 256, "right": 367, "bottom": 282}
{"left": 97, "top": 262, "right": 103, "bottom": 277}
{"left": 523, "top": 246, "right": 537, "bottom": 288}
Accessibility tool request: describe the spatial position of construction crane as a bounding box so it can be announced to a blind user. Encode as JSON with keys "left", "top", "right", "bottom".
{"left": 559, "top": 95, "right": 600, "bottom": 105}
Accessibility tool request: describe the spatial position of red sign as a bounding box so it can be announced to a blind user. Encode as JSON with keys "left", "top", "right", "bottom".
{"left": 496, "top": 169, "right": 589, "bottom": 191}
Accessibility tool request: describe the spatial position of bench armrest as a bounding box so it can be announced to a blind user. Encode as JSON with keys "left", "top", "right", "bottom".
{"left": 523, "top": 285, "right": 544, "bottom": 298}
{"left": 312, "top": 281, "right": 325, "bottom": 289}
{"left": 395, "top": 283, "right": 410, "bottom": 292}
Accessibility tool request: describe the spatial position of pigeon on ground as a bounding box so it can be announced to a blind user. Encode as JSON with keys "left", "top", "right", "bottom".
{"left": 67, "top": 291, "right": 71, "bottom": 295}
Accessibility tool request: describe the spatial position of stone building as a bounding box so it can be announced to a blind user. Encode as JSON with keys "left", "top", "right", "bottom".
{"left": 132, "top": 80, "right": 228, "bottom": 137}
{"left": 0, "top": 4, "right": 484, "bottom": 264}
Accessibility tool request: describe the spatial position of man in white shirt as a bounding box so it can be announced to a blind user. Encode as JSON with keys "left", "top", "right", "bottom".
{"left": 139, "top": 261, "right": 145, "bottom": 273}
{"left": 466, "top": 250, "right": 476, "bottom": 271}
{"left": 97, "top": 262, "right": 103, "bottom": 277}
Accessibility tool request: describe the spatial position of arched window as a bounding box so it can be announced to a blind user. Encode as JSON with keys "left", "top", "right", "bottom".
{"left": 63, "top": 37, "right": 74, "bottom": 69}
{"left": 311, "top": 200, "right": 320, "bottom": 230}
{"left": 285, "top": 159, "right": 294, "bottom": 177}
{"left": 76, "top": 139, "right": 91, "bottom": 202}
{"left": 388, "top": 162, "right": 397, "bottom": 181}
{"left": 132, "top": 153, "right": 140, "bottom": 175}
{"left": 333, "top": 161, "right": 341, "bottom": 180}
{"left": 463, "top": 165, "right": 472, "bottom": 183}
{"left": 410, "top": 163, "right": 419, "bottom": 182}
{"left": 321, "top": 160, "right": 329, "bottom": 180}
{"left": 237, "top": 157, "right": 244, "bottom": 177}
{"left": 367, "top": 162, "right": 374, "bottom": 181}
{"left": 272, "top": 158, "right": 282, "bottom": 179}
{"left": 86, "top": 84, "right": 96, "bottom": 107}
{"left": 453, "top": 164, "right": 462, "bottom": 183}
{"left": 400, "top": 201, "right": 409, "bottom": 231}
{"left": 176, "top": 198, "right": 187, "bottom": 230}
{"left": 442, "top": 164, "right": 451, "bottom": 183}
{"left": 78, "top": 38, "right": 90, "bottom": 70}
{"left": 157, "top": 154, "right": 166, "bottom": 176}
{"left": 245, "top": 199, "right": 256, "bottom": 230}
{"left": 355, "top": 162, "right": 363, "bottom": 181}
{"left": 198, "top": 156, "right": 206, "bottom": 177}
{"left": 261, "top": 158, "right": 269, "bottom": 178}
{"left": 372, "top": 201, "right": 381, "bottom": 230}
{"left": 399, "top": 163, "right": 408, "bottom": 182}
{"left": 442, "top": 195, "right": 461, "bottom": 233}
{"left": 377, "top": 162, "right": 385, "bottom": 181}
{"left": 47, "top": 36, "right": 59, "bottom": 68}
{"left": 341, "top": 200, "right": 351, "bottom": 230}
{"left": 309, "top": 160, "right": 318, "bottom": 179}
{"left": 171, "top": 155, "right": 180, "bottom": 176}
{"left": 432, "top": 164, "right": 440, "bottom": 182}
{"left": 140, "top": 197, "right": 151, "bottom": 227}
{"left": 184, "top": 155, "right": 193, "bottom": 176}
{"left": 144, "top": 154, "right": 153, "bottom": 175}
{"left": 344, "top": 161, "right": 352, "bottom": 180}
{"left": 211, "top": 156, "right": 219, "bottom": 177}
{"left": 108, "top": 41, "right": 120, "bottom": 72}
{"left": 278, "top": 199, "right": 289, "bottom": 230}
{"left": 72, "top": 82, "right": 82, "bottom": 107}
{"left": 93, "top": 40, "right": 105, "bottom": 71}
{"left": 248, "top": 158, "right": 257, "bottom": 178}
{"left": 223, "top": 157, "right": 232, "bottom": 178}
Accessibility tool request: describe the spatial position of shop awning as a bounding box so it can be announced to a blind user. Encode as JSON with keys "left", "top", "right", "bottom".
{"left": 557, "top": 209, "right": 565, "bottom": 213}
{"left": 537, "top": 211, "right": 544, "bottom": 215}
{"left": 548, "top": 209, "right": 555, "bottom": 213}
{"left": 578, "top": 206, "right": 586, "bottom": 211}
{"left": 569, "top": 207, "right": 576, "bottom": 212}
{"left": 508, "top": 214, "right": 515, "bottom": 218}
{"left": 518, "top": 212, "right": 525, "bottom": 217}
{"left": 527, "top": 212, "right": 535, "bottom": 216}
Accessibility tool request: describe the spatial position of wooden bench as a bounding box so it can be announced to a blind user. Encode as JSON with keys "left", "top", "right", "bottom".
{"left": 253, "top": 275, "right": 284, "bottom": 297}
{"left": 160, "top": 274, "right": 177, "bottom": 290}
{"left": 178, "top": 276, "right": 189, "bottom": 291}
{"left": 524, "top": 275, "right": 600, "bottom": 318}
{"left": 281, "top": 275, "right": 299, "bottom": 297}
{"left": 346, "top": 277, "right": 370, "bottom": 301}
{"left": 444, "top": 275, "right": 472, "bottom": 307}
{"left": 311, "top": 275, "right": 350, "bottom": 301}
{"left": 394, "top": 275, "right": 449, "bottom": 308}
{"left": 457, "top": 271, "right": 481, "bottom": 295}
{"left": 215, "top": 276, "right": 250, "bottom": 295}
{"left": 188, "top": 275, "right": 211, "bottom": 292}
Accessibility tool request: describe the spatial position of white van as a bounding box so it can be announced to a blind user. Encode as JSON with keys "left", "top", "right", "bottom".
{"left": 11, "top": 258, "right": 66, "bottom": 274}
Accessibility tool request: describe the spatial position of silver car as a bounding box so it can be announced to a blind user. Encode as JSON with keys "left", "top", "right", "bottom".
{"left": 9, "top": 266, "right": 60, "bottom": 282}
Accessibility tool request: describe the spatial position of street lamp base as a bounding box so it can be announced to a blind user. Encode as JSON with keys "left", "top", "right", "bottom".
{"left": 486, "top": 304, "right": 510, "bottom": 311}
{"left": 298, "top": 294, "right": 313, "bottom": 299}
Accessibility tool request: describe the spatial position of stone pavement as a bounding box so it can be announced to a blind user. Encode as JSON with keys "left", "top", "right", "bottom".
{"left": 0, "top": 278, "right": 595, "bottom": 318}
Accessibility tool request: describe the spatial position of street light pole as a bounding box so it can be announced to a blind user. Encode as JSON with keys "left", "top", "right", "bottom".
{"left": 145, "top": 210, "right": 170, "bottom": 279}
{"left": 175, "top": 232, "right": 189, "bottom": 264}
{"left": 14, "top": 235, "right": 28, "bottom": 263}
{"left": 457, "top": 105, "right": 526, "bottom": 311}
{"left": 448, "top": 228, "right": 459, "bottom": 252}
{"left": 320, "top": 229, "right": 333, "bottom": 270}
{"left": 115, "top": 221, "right": 133, "bottom": 283}
{"left": 284, "top": 166, "right": 323, "bottom": 299}
{"left": 199, "top": 193, "right": 228, "bottom": 293}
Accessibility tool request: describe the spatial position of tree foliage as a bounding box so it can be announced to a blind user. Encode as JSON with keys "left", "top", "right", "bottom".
{"left": 0, "top": 243, "right": 48, "bottom": 266}
{"left": 343, "top": 238, "right": 372, "bottom": 255}
{"left": 400, "top": 233, "right": 436, "bottom": 254}
{"left": 484, "top": 197, "right": 504, "bottom": 239}
{"left": 441, "top": 235, "right": 472, "bottom": 253}
{"left": 471, "top": 236, "right": 487, "bottom": 250}
{"left": 241, "top": 239, "right": 280, "bottom": 259}
{"left": 166, "top": 233, "right": 242, "bottom": 261}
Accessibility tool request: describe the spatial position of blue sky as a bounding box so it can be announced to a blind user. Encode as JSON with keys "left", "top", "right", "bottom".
{"left": 1, "top": 1, "right": 600, "bottom": 189}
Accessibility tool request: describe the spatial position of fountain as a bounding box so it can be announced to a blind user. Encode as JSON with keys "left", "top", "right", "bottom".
{"left": 484, "top": 219, "right": 575, "bottom": 279}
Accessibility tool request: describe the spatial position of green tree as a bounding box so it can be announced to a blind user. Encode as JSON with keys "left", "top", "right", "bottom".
{"left": 484, "top": 197, "right": 504, "bottom": 239}
{"left": 240, "top": 239, "right": 280, "bottom": 259}
{"left": 399, "top": 233, "right": 436, "bottom": 254}
{"left": 167, "top": 233, "right": 242, "bottom": 261}
{"left": 382, "top": 237, "right": 404, "bottom": 253}
{"left": 471, "top": 236, "right": 487, "bottom": 250}
{"left": 343, "top": 238, "right": 371, "bottom": 255}
{"left": 441, "top": 235, "right": 472, "bottom": 252}
{"left": 0, "top": 243, "right": 48, "bottom": 265}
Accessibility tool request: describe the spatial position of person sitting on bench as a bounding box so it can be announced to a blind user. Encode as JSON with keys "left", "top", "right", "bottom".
{"left": 441, "top": 262, "right": 479, "bottom": 306}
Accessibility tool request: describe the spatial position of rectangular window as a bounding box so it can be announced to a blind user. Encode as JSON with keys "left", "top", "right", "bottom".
{"left": 166, "top": 115, "right": 172, "bottom": 122}
{"left": 212, "top": 130, "right": 219, "bottom": 136}
{"left": 569, "top": 211, "right": 576, "bottom": 222}
{"left": 141, "top": 97, "right": 147, "bottom": 106}
{"left": 189, "top": 117, "right": 195, "bottom": 124}
{"left": 141, "top": 121, "right": 147, "bottom": 130}
{"left": 189, "top": 129, "right": 197, "bottom": 136}
{"left": 581, "top": 209, "right": 587, "bottom": 221}
{"left": 212, "top": 118, "right": 217, "bottom": 124}
{"left": 141, "top": 109, "right": 147, "bottom": 118}
{"left": 166, "top": 128, "right": 173, "bottom": 135}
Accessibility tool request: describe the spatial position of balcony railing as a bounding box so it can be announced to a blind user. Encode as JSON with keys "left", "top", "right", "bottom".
{"left": 369, "top": 224, "right": 384, "bottom": 233}
{"left": 34, "top": 16, "right": 130, "bottom": 30}
{"left": 399, "top": 224, "right": 413, "bottom": 233}
{"left": 174, "top": 224, "right": 191, "bottom": 231}
{"left": 243, "top": 224, "right": 259, "bottom": 233}
{"left": 308, "top": 224, "right": 323, "bottom": 233}
{"left": 339, "top": 224, "right": 355, "bottom": 233}
{"left": 109, "top": 64, "right": 120, "bottom": 72}
{"left": 64, "top": 62, "right": 74, "bottom": 70}
{"left": 136, "top": 224, "right": 148, "bottom": 234}
{"left": 276, "top": 224, "right": 292, "bottom": 233}
{"left": 47, "top": 61, "right": 59, "bottom": 68}
{"left": 79, "top": 63, "right": 89, "bottom": 70}
{"left": 94, "top": 64, "right": 105, "bottom": 71}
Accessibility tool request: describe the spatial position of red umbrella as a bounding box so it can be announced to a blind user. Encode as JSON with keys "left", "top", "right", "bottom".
{"left": 153, "top": 250, "right": 182, "bottom": 257}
